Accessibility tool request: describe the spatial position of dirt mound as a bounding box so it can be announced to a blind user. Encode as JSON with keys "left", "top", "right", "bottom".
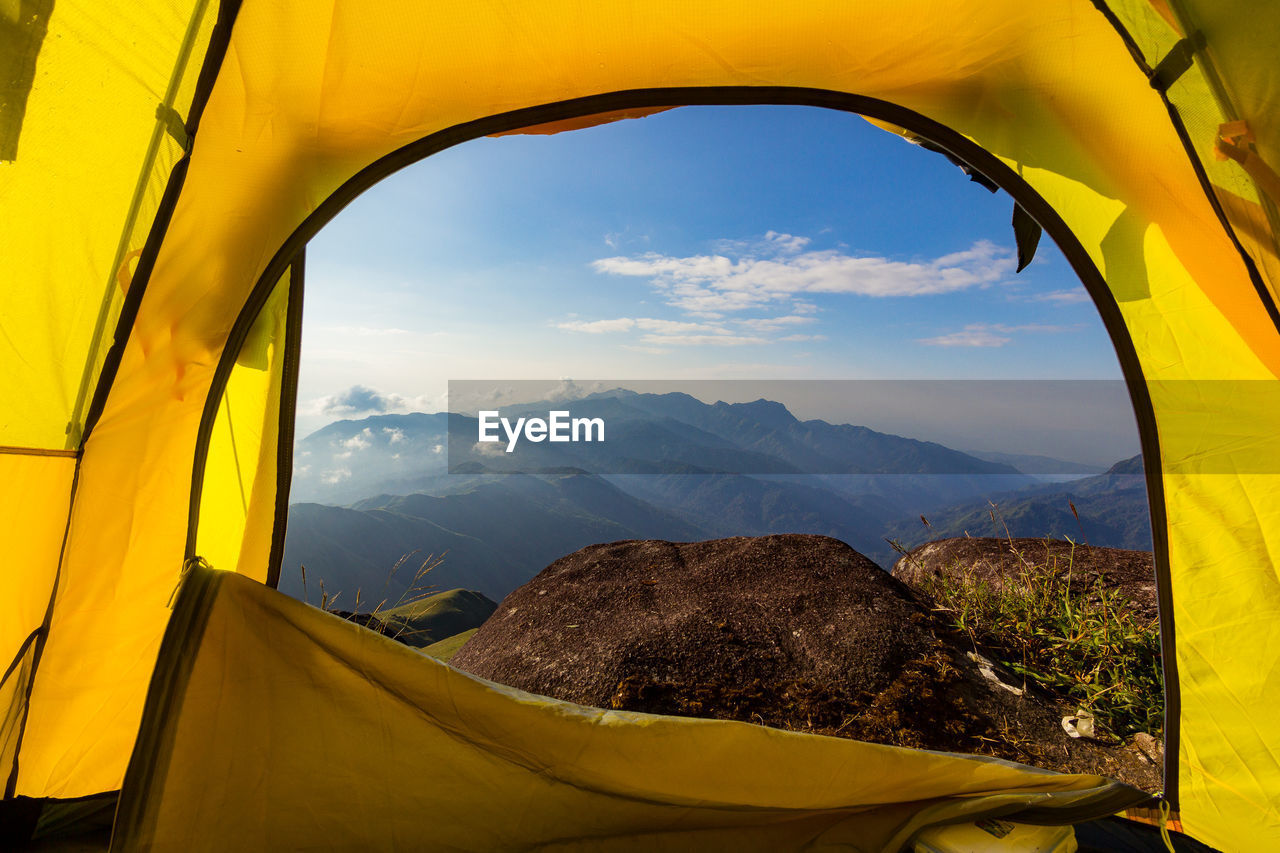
{"left": 892, "top": 537, "right": 1158, "bottom": 622}
{"left": 451, "top": 535, "right": 1159, "bottom": 789}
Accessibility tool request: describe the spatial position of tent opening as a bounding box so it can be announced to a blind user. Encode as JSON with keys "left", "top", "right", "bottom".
{"left": 193, "top": 102, "right": 1166, "bottom": 795}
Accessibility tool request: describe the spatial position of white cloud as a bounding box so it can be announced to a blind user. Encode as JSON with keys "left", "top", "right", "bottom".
{"left": 1030, "top": 288, "right": 1092, "bottom": 304}
{"left": 734, "top": 315, "right": 817, "bottom": 332}
{"left": 917, "top": 322, "right": 1076, "bottom": 348}
{"left": 714, "top": 231, "right": 812, "bottom": 256}
{"left": 592, "top": 237, "right": 1016, "bottom": 315}
{"left": 306, "top": 385, "right": 440, "bottom": 418}
{"left": 917, "top": 326, "right": 1013, "bottom": 348}
{"left": 638, "top": 333, "right": 768, "bottom": 347}
{"left": 557, "top": 314, "right": 808, "bottom": 349}
{"left": 764, "top": 231, "right": 811, "bottom": 253}
{"left": 992, "top": 323, "right": 1077, "bottom": 334}
{"left": 340, "top": 428, "right": 373, "bottom": 451}
{"left": 777, "top": 334, "right": 827, "bottom": 342}
{"left": 556, "top": 318, "right": 638, "bottom": 334}
{"left": 321, "top": 468, "right": 351, "bottom": 484}
{"left": 383, "top": 427, "right": 405, "bottom": 444}
{"left": 313, "top": 325, "right": 411, "bottom": 336}
{"left": 556, "top": 317, "right": 728, "bottom": 335}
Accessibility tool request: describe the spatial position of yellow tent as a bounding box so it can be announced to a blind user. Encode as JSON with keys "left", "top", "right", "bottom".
{"left": 3, "top": 1, "right": 1279, "bottom": 850}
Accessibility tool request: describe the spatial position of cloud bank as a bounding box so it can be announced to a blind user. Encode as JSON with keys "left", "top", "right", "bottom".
{"left": 309, "top": 385, "right": 441, "bottom": 418}
{"left": 591, "top": 235, "right": 1016, "bottom": 317}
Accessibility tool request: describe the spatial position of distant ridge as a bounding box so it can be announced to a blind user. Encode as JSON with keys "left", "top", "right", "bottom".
{"left": 283, "top": 392, "right": 1148, "bottom": 601}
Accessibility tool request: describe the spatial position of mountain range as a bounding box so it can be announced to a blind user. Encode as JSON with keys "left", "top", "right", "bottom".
{"left": 282, "top": 390, "right": 1150, "bottom": 603}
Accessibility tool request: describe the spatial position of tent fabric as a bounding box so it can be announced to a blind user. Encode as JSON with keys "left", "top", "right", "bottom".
{"left": 0, "top": 451, "right": 75, "bottom": 787}
{"left": 0, "top": 0, "right": 218, "bottom": 450}
{"left": 1, "top": 0, "right": 1279, "bottom": 850}
{"left": 1108, "top": 0, "right": 1280, "bottom": 305}
{"left": 111, "top": 565, "right": 1147, "bottom": 852}
{"left": 193, "top": 261, "right": 300, "bottom": 583}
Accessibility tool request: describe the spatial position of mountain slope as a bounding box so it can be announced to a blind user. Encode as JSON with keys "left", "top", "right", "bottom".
{"left": 281, "top": 473, "right": 707, "bottom": 600}
{"left": 884, "top": 456, "right": 1152, "bottom": 552}
{"left": 291, "top": 391, "right": 1036, "bottom": 504}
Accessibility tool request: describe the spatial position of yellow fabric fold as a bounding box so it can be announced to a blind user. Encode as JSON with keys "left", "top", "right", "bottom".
{"left": 113, "top": 567, "right": 1143, "bottom": 852}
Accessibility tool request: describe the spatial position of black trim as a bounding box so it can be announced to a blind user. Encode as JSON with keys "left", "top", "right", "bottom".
{"left": 184, "top": 0, "right": 241, "bottom": 141}
{"left": 1149, "top": 32, "right": 1206, "bottom": 93}
{"left": 266, "top": 252, "right": 306, "bottom": 589}
{"left": 0, "top": 629, "right": 41, "bottom": 692}
{"left": 110, "top": 564, "right": 220, "bottom": 849}
{"left": 0, "top": 794, "right": 41, "bottom": 844}
{"left": 912, "top": 137, "right": 999, "bottom": 193}
{"left": 177, "top": 86, "right": 1178, "bottom": 804}
{"left": 1012, "top": 203, "right": 1043, "bottom": 272}
{"left": 154, "top": 103, "right": 190, "bottom": 152}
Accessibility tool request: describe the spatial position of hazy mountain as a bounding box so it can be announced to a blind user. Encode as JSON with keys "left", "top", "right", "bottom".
{"left": 283, "top": 392, "right": 1145, "bottom": 602}
{"left": 883, "top": 456, "right": 1152, "bottom": 553}
{"left": 604, "top": 473, "right": 897, "bottom": 559}
{"left": 965, "top": 449, "right": 1108, "bottom": 478}
{"left": 612, "top": 391, "right": 1025, "bottom": 477}
{"left": 291, "top": 390, "right": 1034, "bottom": 505}
{"left": 281, "top": 473, "right": 707, "bottom": 601}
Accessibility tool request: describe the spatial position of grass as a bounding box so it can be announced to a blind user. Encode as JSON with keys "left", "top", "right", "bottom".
{"left": 300, "top": 550, "right": 445, "bottom": 641}
{"left": 421, "top": 628, "right": 478, "bottom": 662}
{"left": 901, "top": 527, "right": 1164, "bottom": 742}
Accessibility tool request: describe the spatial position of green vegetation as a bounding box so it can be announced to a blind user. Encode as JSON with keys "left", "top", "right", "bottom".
{"left": 914, "top": 540, "right": 1164, "bottom": 741}
{"left": 422, "top": 628, "right": 478, "bottom": 662}
{"left": 301, "top": 553, "right": 496, "bottom": 648}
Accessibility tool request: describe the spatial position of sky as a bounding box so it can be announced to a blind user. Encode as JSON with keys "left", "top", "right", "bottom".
{"left": 298, "top": 105, "right": 1139, "bottom": 465}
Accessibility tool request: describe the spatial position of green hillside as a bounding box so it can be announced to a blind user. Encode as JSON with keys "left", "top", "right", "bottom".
{"left": 331, "top": 589, "right": 496, "bottom": 648}
{"left": 422, "top": 629, "right": 479, "bottom": 662}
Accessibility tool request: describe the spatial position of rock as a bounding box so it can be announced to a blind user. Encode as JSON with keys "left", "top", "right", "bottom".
{"left": 451, "top": 534, "right": 1160, "bottom": 790}
{"left": 892, "top": 537, "right": 1159, "bottom": 623}
{"left": 1132, "top": 732, "right": 1163, "bottom": 766}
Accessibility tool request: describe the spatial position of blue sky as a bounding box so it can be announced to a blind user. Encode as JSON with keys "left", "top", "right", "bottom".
{"left": 298, "top": 105, "right": 1137, "bottom": 462}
